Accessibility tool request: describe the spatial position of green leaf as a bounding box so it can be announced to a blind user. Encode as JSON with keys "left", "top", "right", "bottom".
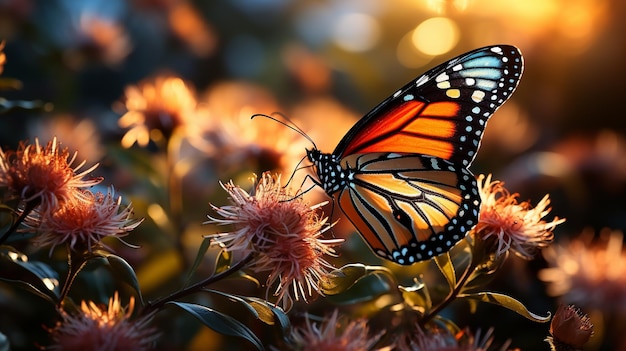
{"left": 268, "top": 302, "right": 291, "bottom": 333}
{"left": 461, "top": 253, "right": 507, "bottom": 293}
{"left": 238, "top": 297, "right": 279, "bottom": 326}
{"left": 319, "top": 264, "right": 368, "bottom": 295}
{"left": 13, "top": 260, "right": 59, "bottom": 288}
{"left": 0, "top": 247, "right": 59, "bottom": 303}
{"left": 0, "top": 277, "right": 58, "bottom": 304}
{"left": 238, "top": 272, "right": 261, "bottom": 287}
{"left": 243, "top": 297, "right": 290, "bottom": 333}
{"left": 206, "top": 290, "right": 262, "bottom": 320}
{"left": 105, "top": 255, "right": 144, "bottom": 305}
{"left": 326, "top": 272, "right": 392, "bottom": 305}
{"left": 214, "top": 248, "right": 232, "bottom": 275}
{"left": 434, "top": 252, "right": 456, "bottom": 290}
{"left": 458, "top": 291, "right": 551, "bottom": 322}
{"left": 466, "top": 297, "right": 479, "bottom": 314}
{"left": 89, "top": 250, "right": 144, "bottom": 305}
{"left": 205, "top": 290, "right": 289, "bottom": 329}
{"left": 168, "top": 301, "right": 264, "bottom": 350}
{"left": 186, "top": 237, "right": 213, "bottom": 284}
{"left": 399, "top": 277, "right": 431, "bottom": 311}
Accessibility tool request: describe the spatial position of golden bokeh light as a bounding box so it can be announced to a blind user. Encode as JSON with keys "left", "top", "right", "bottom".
{"left": 411, "top": 17, "right": 459, "bottom": 56}
{"left": 396, "top": 29, "right": 435, "bottom": 69}
{"left": 556, "top": 1, "right": 608, "bottom": 54}
{"left": 459, "top": 0, "right": 608, "bottom": 55}
{"left": 426, "top": 0, "right": 470, "bottom": 13}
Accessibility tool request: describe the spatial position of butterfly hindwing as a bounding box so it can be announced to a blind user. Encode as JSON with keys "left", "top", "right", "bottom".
{"left": 334, "top": 45, "right": 523, "bottom": 166}
{"left": 335, "top": 153, "right": 479, "bottom": 265}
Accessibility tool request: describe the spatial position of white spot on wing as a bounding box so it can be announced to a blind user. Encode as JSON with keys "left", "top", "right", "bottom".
{"left": 436, "top": 72, "right": 449, "bottom": 83}
{"left": 471, "top": 90, "right": 486, "bottom": 102}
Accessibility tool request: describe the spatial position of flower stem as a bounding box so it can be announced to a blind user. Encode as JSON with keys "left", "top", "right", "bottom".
{"left": 419, "top": 258, "right": 479, "bottom": 327}
{"left": 166, "top": 130, "right": 189, "bottom": 271}
{"left": 141, "top": 253, "right": 253, "bottom": 315}
{"left": 57, "top": 248, "right": 90, "bottom": 308}
{"left": 0, "top": 199, "right": 39, "bottom": 245}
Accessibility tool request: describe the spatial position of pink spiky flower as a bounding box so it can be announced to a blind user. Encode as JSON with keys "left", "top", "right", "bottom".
{"left": 472, "top": 174, "right": 564, "bottom": 259}
{"left": 26, "top": 186, "right": 142, "bottom": 253}
{"left": 48, "top": 292, "right": 158, "bottom": 351}
{"left": 205, "top": 172, "right": 342, "bottom": 309}
{"left": 0, "top": 137, "right": 101, "bottom": 215}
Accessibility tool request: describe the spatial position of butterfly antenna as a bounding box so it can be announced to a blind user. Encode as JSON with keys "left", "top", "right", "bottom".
{"left": 251, "top": 112, "right": 318, "bottom": 150}
{"left": 282, "top": 154, "right": 309, "bottom": 188}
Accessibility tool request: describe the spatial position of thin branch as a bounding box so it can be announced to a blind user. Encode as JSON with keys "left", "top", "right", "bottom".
{"left": 0, "top": 199, "right": 38, "bottom": 245}
{"left": 141, "top": 253, "right": 254, "bottom": 316}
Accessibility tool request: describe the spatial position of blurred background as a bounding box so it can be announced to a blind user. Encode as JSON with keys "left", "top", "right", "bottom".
{"left": 0, "top": 0, "right": 625, "bottom": 350}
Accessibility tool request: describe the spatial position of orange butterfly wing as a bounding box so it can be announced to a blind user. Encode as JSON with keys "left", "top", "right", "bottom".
{"left": 340, "top": 101, "right": 460, "bottom": 160}
{"left": 334, "top": 153, "right": 478, "bottom": 264}
{"left": 333, "top": 46, "right": 524, "bottom": 168}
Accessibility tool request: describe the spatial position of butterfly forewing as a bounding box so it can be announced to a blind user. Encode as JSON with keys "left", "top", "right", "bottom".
{"left": 334, "top": 45, "right": 523, "bottom": 167}
{"left": 335, "top": 153, "right": 479, "bottom": 265}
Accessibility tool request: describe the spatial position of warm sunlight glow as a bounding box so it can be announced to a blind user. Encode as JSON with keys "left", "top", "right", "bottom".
{"left": 148, "top": 203, "right": 168, "bottom": 228}
{"left": 556, "top": 2, "right": 607, "bottom": 54}
{"left": 462, "top": 0, "right": 559, "bottom": 22}
{"left": 412, "top": 17, "right": 459, "bottom": 56}
{"left": 426, "top": 0, "right": 470, "bottom": 13}
{"left": 396, "top": 30, "right": 434, "bottom": 69}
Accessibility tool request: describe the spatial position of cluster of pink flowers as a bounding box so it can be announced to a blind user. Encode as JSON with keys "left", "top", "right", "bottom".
{"left": 0, "top": 138, "right": 141, "bottom": 253}
{"left": 0, "top": 137, "right": 100, "bottom": 215}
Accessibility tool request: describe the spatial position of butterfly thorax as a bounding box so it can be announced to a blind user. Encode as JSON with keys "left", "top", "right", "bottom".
{"left": 306, "top": 149, "right": 351, "bottom": 195}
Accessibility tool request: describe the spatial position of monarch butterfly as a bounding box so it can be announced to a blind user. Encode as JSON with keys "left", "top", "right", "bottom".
{"left": 306, "top": 45, "right": 524, "bottom": 265}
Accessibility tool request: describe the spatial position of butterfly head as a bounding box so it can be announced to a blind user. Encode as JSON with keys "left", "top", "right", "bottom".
{"left": 306, "top": 148, "right": 348, "bottom": 195}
